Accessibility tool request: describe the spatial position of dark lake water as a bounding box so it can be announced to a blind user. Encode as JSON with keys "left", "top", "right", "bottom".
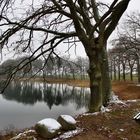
{"left": 0, "top": 82, "right": 90, "bottom": 131}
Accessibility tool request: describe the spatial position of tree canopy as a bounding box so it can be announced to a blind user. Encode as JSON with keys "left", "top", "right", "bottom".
{"left": 0, "top": 0, "right": 130, "bottom": 59}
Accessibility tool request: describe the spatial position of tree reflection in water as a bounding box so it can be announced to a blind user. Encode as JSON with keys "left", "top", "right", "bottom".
{"left": 3, "top": 82, "right": 90, "bottom": 110}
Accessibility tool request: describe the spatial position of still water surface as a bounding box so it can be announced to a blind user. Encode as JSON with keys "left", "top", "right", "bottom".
{"left": 0, "top": 82, "right": 90, "bottom": 131}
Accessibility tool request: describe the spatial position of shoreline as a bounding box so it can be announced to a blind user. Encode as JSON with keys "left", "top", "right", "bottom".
{"left": 0, "top": 80, "right": 140, "bottom": 139}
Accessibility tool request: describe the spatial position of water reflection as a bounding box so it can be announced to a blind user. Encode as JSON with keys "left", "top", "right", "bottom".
{"left": 0, "top": 82, "right": 90, "bottom": 131}
{"left": 3, "top": 82, "right": 90, "bottom": 110}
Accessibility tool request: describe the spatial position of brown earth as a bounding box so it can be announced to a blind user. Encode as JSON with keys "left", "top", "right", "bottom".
{"left": 1, "top": 80, "right": 140, "bottom": 140}
{"left": 112, "top": 81, "right": 140, "bottom": 100}
{"left": 69, "top": 101, "right": 140, "bottom": 140}
{"left": 69, "top": 81, "right": 140, "bottom": 140}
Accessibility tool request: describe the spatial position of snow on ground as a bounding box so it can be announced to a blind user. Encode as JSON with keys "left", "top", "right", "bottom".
{"left": 10, "top": 133, "right": 26, "bottom": 140}
{"left": 37, "top": 118, "right": 61, "bottom": 133}
{"left": 119, "top": 129, "right": 124, "bottom": 132}
{"left": 100, "top": 106, "right": 111, "bottom": 113}
{"left": 23, "top": 130, "right": 36, "bottom": 134}
{"left": 125, "top": 99, "right": 138, "bottom": 103}
{"left": 136, "top": 84, "right": 140, "bottom": 87}
{"left": 82, "top": 93, "right": 128, "bottom": 116}
{"left": 82, "top": 112, "right": 100, "bottom": 116}
{"left": 82, "top": 106, "right": 111, "bottom": 116}
{"left": 53, "top": 128, "right": 83, "bottom": 140}
{"left": 109, "top": 93, "right": 126, "bottom": 105}
{"left": 60, "top": 115, "right": 76, "bottom": 124}
{"left": 10, "top": 130, "right": 36, "bottom": 140}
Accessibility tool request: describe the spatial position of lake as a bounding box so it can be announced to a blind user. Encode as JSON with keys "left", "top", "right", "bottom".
{"left": 0, "top": 81, "right": 90, "bottom": 132}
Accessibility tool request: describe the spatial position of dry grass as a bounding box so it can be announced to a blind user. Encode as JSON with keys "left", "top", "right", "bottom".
{"left": 112, "top": 81, "right": 140, "bottom": 100}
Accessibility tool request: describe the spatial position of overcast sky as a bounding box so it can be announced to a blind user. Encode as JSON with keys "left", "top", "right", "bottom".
{"left": 1, "top": 0, "right": 140, "bottom": 62}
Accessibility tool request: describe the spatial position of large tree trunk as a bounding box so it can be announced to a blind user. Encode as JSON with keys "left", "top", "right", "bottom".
{"left": 87, "top": 45, "right": 111, "bottom": 112}
{"left": 88, "top": 56, "right": 103, "bottom": 112}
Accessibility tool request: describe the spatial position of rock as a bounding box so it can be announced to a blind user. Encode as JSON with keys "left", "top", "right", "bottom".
{"left": 35, "top": 118, "right": 61, "bottom": 138}
{"left": 57, "top": 115, "right": 76, "bottom": 131}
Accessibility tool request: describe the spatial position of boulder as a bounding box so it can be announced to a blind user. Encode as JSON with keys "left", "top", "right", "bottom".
{"left": 57, "top": 115, "right": 76, "bottom": 130}
{"left": 35, "top": 118, "right": 61, "bottom": 139}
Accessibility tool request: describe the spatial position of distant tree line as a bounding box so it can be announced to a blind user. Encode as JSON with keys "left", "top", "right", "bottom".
{"left": 108, "top": 45, "right": 139, "bottom": 82}
{"left": 108, "top": 11, "right": 140, "bottom": 83}
{"left": 0, "top": 55, "right": 89, "bottom": 80}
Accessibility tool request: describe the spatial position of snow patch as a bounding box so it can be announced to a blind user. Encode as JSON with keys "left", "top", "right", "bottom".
{"left": 10, "top": 130, "right": 36, "bottom": 140}
{"left": 119, "top": 129, "right": 124, "bottom": 132}
{"left": 110, "top": 94, "right": 126, "bottom": 105}
{"left": 60, "top": 115, "right": 76, "bottom": 124}
{"left": 37, "top": 118, "right": 61, "bottom": 133}
{"left": 24, "top": 129, "right": 35, "bottom": 134}
{"left": 83, "top": 112, "right": 99, "bottom": 116}
{"left": 100, "top": 106, "right": 111, "bottom": 113}
{"left": 136, "top": 84, "right": 140, "bottom": 87}
{"left": 53, "top": 128, "right": 83, "bottom": 140}
{"left": 126, "top": 99, "right": 138, "bottom": 103}
{"left": 10, "top": 133, "right": 26, "bottom": 140}
{"left": 82, "top": 106, "right": 111, "bottom": 116}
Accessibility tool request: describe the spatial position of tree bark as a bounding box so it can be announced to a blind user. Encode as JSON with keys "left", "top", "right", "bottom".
{"left": 101, "top": 47, "right": 111, "bottom": 106}
{"left": 122, "top": 64, "right": 126, "bottom": 81}
{"left": 87, "top": 45, "right": 111, "bottom": 112}
{"left": 130, "top": 67, "right": 133, "bottom": 81}
{"left": 137, "top": 58, "right": 140, "bottom": 83}
{"left": 117, "top": 57, "right": 121, "bottom": 81}
{"left": 110, "top": 60, "right": 113, "bottom": 80}
{"left": 113, "top": 58, "right": 117, "bottom": 80}
{"left": 88, "top": 48, "right": 103, "bottom": 112}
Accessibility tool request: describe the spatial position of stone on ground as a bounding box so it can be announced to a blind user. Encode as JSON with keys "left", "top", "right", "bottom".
{"left": 57, "top": 115, "right": 76, "bottom": 130}
{"left": 35, "top": 118, "right": 61, "bottom": 138}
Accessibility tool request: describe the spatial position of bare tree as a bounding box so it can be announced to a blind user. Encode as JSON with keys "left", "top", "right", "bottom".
{"left": 110, "top": 35, "right": 138, "bottom": 82}
{"left": 124, "top": 12, "right": 140, "bottom": 82}
{"left": 108, "top": 47, "right": 123, "bottom": 81}
{"left": 116, "top": 11, "right": 140, "bottom": 82}
{"left": 127, "top": 52, "right": 136, "bottom": 81}
{"left": 0, "top": 0, "right": 130, "bottom": 111}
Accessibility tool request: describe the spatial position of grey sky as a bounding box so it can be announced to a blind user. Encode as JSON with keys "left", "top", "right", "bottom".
{"left": 1, "top": 0, "right": 140, "bottom": 62}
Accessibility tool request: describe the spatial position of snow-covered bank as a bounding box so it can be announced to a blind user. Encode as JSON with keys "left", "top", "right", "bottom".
{"left": 53, "top": 128, "right": 83, "bottom": 140}
{"left": 9, "top": 92, "right": 140, "bottom": 140}
{"left": 10, "top": 130, "right": 36, "bottom": 140}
